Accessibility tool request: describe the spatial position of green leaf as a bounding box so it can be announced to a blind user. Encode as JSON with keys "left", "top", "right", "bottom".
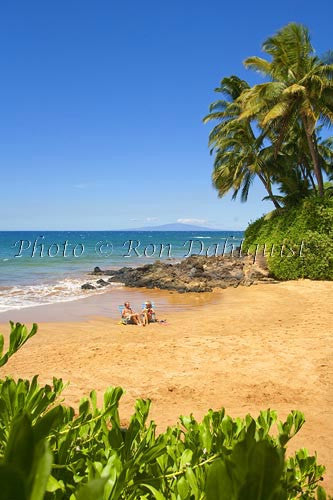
{"left": 177, "top": 476, "right": 190, "bottom": 498}
{"left": 0, "top": 323, "right": 38, "bottom": 367}
{"left": 185, "top": 467, "right": 199, "bottom": 496}
{"left": 76, "top": 478, "right": 107, "bottom": 500}
{"left": 180, "top": 449, "right": 193, "bottom": 468}
{"left": 46, "top": 475, "right": 64, "bottom": 493}
{"left": 29, "top": 440, "right": 53, "bottom": 500}
{"left": 206, "top": 459, "right": 235, "bottom": 500}
{"left": 238, "top": 441, "right": 286, "bottom": 500}
{"left": 33, "top": 405, "right": 64, "bottom": 442}
{"left": 141, "top": 442, "right": 166, "bottom": 464}
{"left": 0, "top": 464, "right": 27, "bottom": 500}
{"left": 317, "top": 485, "right": 327, "bottom": 500}
{"left": 141, "top": 484, "right": 167, "bottom": 500}
{"left": 0, "top": 334, "right": 4, "bottom": 358}
{"left": 5, "top": 413, "right": 34, "bottom": 477}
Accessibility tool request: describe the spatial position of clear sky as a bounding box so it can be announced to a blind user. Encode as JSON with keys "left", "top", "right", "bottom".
{"left": 1, "top": 0, "right": 332, "bottom": 230}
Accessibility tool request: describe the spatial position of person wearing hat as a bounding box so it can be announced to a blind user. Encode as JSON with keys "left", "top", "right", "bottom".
{"left": 142, "top": 301, "right": 156, "bottom": 326}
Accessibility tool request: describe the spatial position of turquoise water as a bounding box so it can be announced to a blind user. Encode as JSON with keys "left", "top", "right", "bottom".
{"left": 0, "top": 231, "right": 244, "bottom": 312}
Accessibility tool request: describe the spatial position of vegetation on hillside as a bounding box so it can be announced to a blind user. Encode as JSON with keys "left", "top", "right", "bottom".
{"left": 243, "top": 196, "right": 333, "bottom": 279}
{"left": 0, "top": 323, "right": 330, "bottom": 499}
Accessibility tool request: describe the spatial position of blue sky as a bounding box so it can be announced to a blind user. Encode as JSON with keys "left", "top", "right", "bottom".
{"left": 1, "top": 0, "right": 332, "bottom": 230}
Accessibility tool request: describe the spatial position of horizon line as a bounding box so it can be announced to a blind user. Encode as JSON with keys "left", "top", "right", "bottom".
{"left": 0, "top": 228, "right": 245, "bottom": 232}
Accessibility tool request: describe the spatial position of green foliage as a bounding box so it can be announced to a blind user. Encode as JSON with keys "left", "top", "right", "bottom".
{"left": 244, "top": 197, "right": 333, "bottom": 280}
{"left": 0, "top": 377, "right": 328, "bottom": 498}
{"left": 0, "top": 323, "right": 330, "bottom": 498}
{"left": 0, "top": 321, "right": 37, "bottom": 367}
{"left": 205, "top": 440, "right": 286, "bottom": 500}
{"left": 0, "top": 375, "right": 67, "bottom": 451}
{"left": 0, "top": 413, "right": 52, "bottom": 500}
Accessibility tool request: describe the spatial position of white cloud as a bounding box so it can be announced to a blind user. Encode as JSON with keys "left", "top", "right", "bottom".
{"left": 73, "top": 183, "right": 89, "bottom": 189}
{"left": 177, "top": 218, "right": 208, "bottom": 225}
{"left": 146, "top": 217, "right": 158, "bottom": 222}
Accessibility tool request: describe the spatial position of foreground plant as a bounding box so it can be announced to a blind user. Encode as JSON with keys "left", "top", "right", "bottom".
{"left": 0, "top": 321, "right": 37, "bottom": 367}
{"left": 0, "top": 323, "right": 330, "bottom": 499}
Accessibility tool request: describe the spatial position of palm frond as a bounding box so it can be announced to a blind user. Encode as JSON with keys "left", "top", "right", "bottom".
{"left": 243, "top": 56, "right": 272, "bottom": 75}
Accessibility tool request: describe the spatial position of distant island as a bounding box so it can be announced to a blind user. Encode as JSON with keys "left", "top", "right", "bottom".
{"left": 126, "top": 222, "right": 222, "bottom": 231}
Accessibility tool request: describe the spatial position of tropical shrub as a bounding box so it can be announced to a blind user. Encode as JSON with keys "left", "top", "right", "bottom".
{"left": 244, "top": 197, "right": 333, "bottom": 280}
{"left": 0, "top": 323, "right": 330, "bottom": 499}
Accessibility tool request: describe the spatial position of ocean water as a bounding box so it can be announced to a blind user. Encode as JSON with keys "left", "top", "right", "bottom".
{"left": 0, "top": 230, "right": 244, "bottom": 313}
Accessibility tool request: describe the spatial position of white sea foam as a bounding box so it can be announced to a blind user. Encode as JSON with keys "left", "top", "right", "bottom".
{"left": 194, "top": 236, "right": 211, "bottom": 239}
{"left": 0, "top": 277, "right": 123, "bottom": 313}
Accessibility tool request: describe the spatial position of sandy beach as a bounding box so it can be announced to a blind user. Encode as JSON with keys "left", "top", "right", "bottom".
{"left": 1, "top": 280, "right": 332, "bottom": 490}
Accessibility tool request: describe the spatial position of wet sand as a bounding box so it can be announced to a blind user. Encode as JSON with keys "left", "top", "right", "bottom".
{"left": 1, "top": 280, "right": 332, "bottom": 491}
{"left": 0, "top": 285, "right": 221, "bottom": 322}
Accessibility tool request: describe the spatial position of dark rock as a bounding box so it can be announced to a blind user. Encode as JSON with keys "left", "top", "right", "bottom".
{"left": 92, "top": 266, "right": 103, "bottom": 275}
{"left": 81, "top": 283, "right": 96, "bottom": 290}
{"left": 96, "top": 279, "right": 110, "bottom": 287}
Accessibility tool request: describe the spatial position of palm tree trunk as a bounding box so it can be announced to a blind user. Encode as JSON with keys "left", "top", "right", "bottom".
{"left": 308, "top": 172, "right": 317, "bottom": 192}
{"left": 301, "top": 158, "right": 317, "bottom": 192}
{"left": 257, "top": 173, "right": 282, "bottom": 209}
{"left": 301, "top": 117, "right": 324, "bottom": 196}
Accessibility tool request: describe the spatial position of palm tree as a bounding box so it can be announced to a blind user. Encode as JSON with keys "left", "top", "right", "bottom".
{"left": 281, "top": 122, "right": 318, "bottom": 191}
{"left": 239, "top": 23, "right": 333, "bottom": 196}
{"left": 211, "top": 120, "right": 284, "bottom": 208}
{"left": 204, "top": 76, "right": 282, "bottom": 209}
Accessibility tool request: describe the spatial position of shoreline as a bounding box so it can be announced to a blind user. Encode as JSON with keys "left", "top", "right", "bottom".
{"left": 0, "top": 234, "right": 246, "bottom": 314}
{"left": 0, "top": 284, "right": 222, "bottom": 323}
{"left": 1, "top": 280, "right": 332, "bottom": 490}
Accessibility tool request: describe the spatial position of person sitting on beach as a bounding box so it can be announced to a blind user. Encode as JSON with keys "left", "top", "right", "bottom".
{"left": 142, "top": 301, "right": 157, "bottom": 326}
{"left": 122, "top": 302, "right": 143, "bottom": 326}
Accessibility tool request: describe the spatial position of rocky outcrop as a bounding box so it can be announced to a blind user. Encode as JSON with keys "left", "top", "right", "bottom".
{"left": 83, "top": 255, "right": 271, "bottom": 293}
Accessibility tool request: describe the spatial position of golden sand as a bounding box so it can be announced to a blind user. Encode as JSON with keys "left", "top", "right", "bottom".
{"left": 1, "top": 280, "right": 332, "bottom": 490}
